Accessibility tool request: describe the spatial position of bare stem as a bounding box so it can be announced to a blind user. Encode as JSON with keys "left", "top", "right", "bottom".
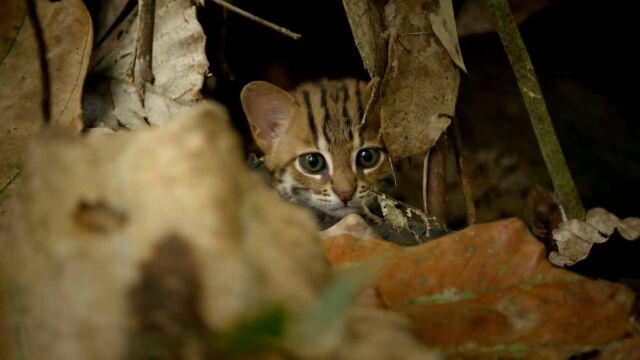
{"left": 212, "top": 0, "right": 301, "bottom": 40}
{"left": 135, "top": 0, "right": 156, "bottom": 106}
{"left": 427, "top": 136, "right": 447, "bottom": 228}
{"left": 450, "top": 116, "right": 476, "bottom": 225}
{"left": 486, "top": 0, "right": 585, "bottom": 220}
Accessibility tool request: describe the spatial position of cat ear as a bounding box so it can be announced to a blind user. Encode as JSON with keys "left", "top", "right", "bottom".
{"left": 241, "top": 81, "right": 296, "bottom": 153}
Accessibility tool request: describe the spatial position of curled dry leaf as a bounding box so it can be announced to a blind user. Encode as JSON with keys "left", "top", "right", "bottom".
{"left": 549, "top": 207, "right": 640, "bottom": 266}
{"left": 87, "top": 0, "right": 208, "bottom": 129}
{"left": 323, "top": 218, "right": 636, "bottom": 358}
{"left": 0, "top": 0, "right": 91, "bottom": 197}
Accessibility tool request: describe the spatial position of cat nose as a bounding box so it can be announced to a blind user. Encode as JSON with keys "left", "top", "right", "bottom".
{"left": 333, "top": 187, "right": 354, "bottom": 204}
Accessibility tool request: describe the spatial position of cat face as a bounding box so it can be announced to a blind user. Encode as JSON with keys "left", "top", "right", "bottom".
{"left": 241, "top": 78, "right": 391, "bottom": 217}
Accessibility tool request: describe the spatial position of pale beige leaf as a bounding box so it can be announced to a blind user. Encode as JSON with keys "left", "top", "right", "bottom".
{"left": 429, "top": 0, "right": 466, "bottom": 72}
{"left": 380, "top": 195, "right": 409, "bottom": 232}
{"left": 88, "top": 0, "right": 208, "bottom": 129}
{"left": 549, "top": 207, "right": 640, "bottom": 266}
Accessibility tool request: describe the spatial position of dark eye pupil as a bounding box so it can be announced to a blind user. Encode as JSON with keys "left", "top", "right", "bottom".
{"left": 306, "top": 154, "right": 319, "bottom": 167}
{"left": 360, "top": 150, "right": 373, "bottom": 163}
{"left": 357, "top": 149, "right": 380, "bottom": 168}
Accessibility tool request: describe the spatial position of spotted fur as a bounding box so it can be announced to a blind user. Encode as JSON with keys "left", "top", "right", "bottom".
{"left": 241, "top": 78, "right": 391, "bottom": 217}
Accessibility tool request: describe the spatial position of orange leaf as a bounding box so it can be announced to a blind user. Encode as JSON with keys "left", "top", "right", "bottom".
{"left": 323, "top": 218, "right": 636, "bottom": 358}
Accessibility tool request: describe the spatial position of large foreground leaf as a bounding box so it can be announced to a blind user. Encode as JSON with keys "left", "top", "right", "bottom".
{"left": 324, "top": 218, "right": 637, "bottom": 358}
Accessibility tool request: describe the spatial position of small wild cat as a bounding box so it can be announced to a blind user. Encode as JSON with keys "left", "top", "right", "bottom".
{"left": 241, "top": 78, "right": 391, "bottom": 217}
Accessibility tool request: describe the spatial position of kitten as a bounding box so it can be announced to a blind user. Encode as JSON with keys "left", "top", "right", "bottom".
{"left": 241, "top": 78, "right": 391, "bottom": 218}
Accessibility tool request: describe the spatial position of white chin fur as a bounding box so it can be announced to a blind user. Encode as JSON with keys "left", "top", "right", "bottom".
{"left": 321, "top": 205, "right": 361, "bottom": 218}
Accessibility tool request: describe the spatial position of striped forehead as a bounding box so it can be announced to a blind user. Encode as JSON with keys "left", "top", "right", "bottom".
{"left": 293, "top": 79, "right": 367, "bottom": 150}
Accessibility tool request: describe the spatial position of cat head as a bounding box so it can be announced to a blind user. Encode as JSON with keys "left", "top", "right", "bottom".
{"left": 241, "top": 78, "right": 391, "bottom": 217}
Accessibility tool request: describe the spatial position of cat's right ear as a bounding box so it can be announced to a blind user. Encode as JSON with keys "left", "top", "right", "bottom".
{"left": 241, "top": 81, "right": 296, "bottom": 153}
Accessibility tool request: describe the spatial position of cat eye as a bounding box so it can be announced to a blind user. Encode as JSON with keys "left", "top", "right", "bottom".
{"left": 356, "top": 148, "right": 381, "bottom": 169}
{"left": 299, "top": 153, "right": 326, "bottom": 173}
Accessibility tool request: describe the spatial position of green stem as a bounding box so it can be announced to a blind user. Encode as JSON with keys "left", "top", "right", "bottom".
{"left": 486, "top": 0, "right": 585, "bottom": 220}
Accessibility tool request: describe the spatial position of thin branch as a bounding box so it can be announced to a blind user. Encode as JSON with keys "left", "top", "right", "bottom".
{"left": 427, "top": 136, "right": 447, "bottom": 228}
{"left": 422, "top": 149, "right": 430, "bottom": 214}
{"left": 0, "top": 170, "right": 21, "bottom": 199}
{"left": 26, "top": 0, "right": 50, "bottom": 124}
{"left": 135, "top": 0, "right": 156, "bottom": 106}
{"left": 450, "top": 116, "right": 476, "bottom": 225}
{"left": 360, "top": 76, "right": 381, "bottom": 127}
{"left": 211, "top": 0, "right": 301, "bottom": 40}
{"left": 486, "top": 0, "right": 585, "bottom": 220}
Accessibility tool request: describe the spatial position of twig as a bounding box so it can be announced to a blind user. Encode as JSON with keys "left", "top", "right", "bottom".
{"left": 422, "top": 149, "right": 431, "bottom": 214}
{"left": 0, "top": 170, "right": 21, "bottom": 199}
{"left": 135, "top": 0, "right": 156, "bottom": 105}
{"left": 26, "top": 0, "right": 50, "bottom": 124}
{"left": 211, "top": 0, "right": 301, "bottom": 40}
{"left": 450, "top": 116, "right": 476, "bottom": 225}
{"left": 486, "top": 0, "right": 585, "bottom": 220}
{"left": 360, "top": 76, "right": 381, "bottom": 127}
{"left": 427, "top": 136, "right": 447, "bottom": 228}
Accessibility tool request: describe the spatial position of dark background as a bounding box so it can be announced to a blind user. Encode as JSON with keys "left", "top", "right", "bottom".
{"left": 197, "top": 0, "right": 639, "bottom": 283}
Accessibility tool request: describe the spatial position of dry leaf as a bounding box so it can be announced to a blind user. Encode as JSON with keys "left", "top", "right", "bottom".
{"left": 334, "top": 307, "right": 440, "bottom": 360}
{"left": 343, "top": 0, "right": 460, "bottom": 160}
{"left": 324, "top": 218, "right": 636, "bottom": 358}
{"left": 342, "top": 0, "right": 387, "bottom": 78}
{"left": 0, "top": 0, "right": 91, "bottom": 197}
{"left": 86, "top": 0, "right": 208, "bottom": 129}
{"left": 595, "top": 334, "right": 640, "bottom": 360}
{"left": 0, "top": 0, "right": 25, "bottom": 62}
{"left": 549, "top": 207, "right": 640, "bottom": 266}
{"left": 429, "top": 0, "right": 467, "bottom": 72}
{"left": 379, "top": 0, "right": 459, "bottom": 160}
{"left": 457, "top": 0, "right": 550, "bottom": 37}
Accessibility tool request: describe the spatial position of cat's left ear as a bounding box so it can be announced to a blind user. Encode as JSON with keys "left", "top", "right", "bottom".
{"left": 241, "top": 81, "right": 296, "bottom": 153}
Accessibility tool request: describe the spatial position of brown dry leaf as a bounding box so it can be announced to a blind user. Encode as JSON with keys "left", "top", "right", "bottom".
{"left": 323, "top": 218, "right": 636, "bottom": 358}
{"left": 343, "top": 0, "right": 460, "bottom": 160}
{"left": 457, "top": 0, "right": 550, "bottom": 37}
{"left": 0, "top": 0, "right": 92, "bottom": 202}
{"left": 86, "top": 0, "right": 208, "bottom": 130}
{"left": 595, "top": 334, "right": 640, "bottom": 360}
{"left": 549, "top": 207, "right": 640, "bottom": 266}
{"left": 342, "top": 0, "right": 387, "bottom": 78}
{"left": 379, "top": 0, "right": 459, "bottom": 160}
